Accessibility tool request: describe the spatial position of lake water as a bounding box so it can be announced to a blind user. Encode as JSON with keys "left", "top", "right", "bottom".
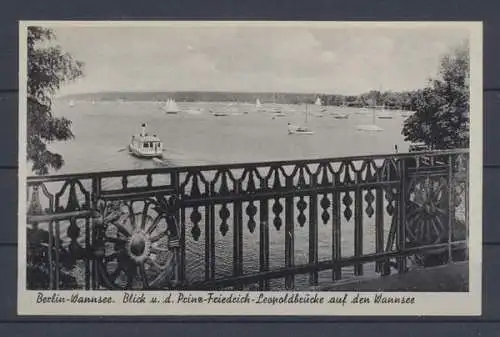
{"left": 47, "top": 100, "right": 410, "bottom": 174}
{"left": 37, "top": 100, "right": 413, "bottom": 289}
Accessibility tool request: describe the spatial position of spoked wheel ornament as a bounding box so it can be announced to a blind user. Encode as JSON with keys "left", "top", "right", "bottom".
{"left": 92, "top": 196, "right": 180, "bottom": 290}
{"left": 405, "top": 176, "right": 450, "bottom": 247}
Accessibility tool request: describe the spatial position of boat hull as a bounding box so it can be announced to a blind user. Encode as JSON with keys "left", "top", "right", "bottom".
{"left": 288, "top": 131, "right": 314, "bottom": 135}
{"left": 129, "top": 145, "right": 163, "bottom": 159}
{"left": 356, "top": 124, "right": 384, "bottom": 132}
{"left": 288, "top": 128, "right": 314, "bottom": 135}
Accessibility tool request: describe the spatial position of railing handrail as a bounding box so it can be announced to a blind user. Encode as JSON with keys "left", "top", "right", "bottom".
{"left": 26, "top": 149, "right": 469, "bottom": 184}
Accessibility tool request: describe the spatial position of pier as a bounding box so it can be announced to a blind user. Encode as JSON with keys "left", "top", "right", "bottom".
{"left": 26, "top": 149, "right": 469, "bottom": 291}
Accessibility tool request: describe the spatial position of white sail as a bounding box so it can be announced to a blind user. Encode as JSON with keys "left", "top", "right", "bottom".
{"left": 256, "top": 98, "right": 261, "bottom": 108}
{"left": 164, "top": 98, "right": 180, "bottom": 114}
{"left": 315, "top": 97, "right": 322, "bottom": 106}
{"left": 69, "top": 100, "right": 75, "bottom": 107}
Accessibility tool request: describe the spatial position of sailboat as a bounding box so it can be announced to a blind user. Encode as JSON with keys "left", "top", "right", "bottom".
{"left": 185, "top": 107, "right": 204, "bottom": 115}
{"left": 227, "top": 102, "right": 243, "bottom": 116}
{"left": 163, "top": 98, "right": 181, "bottom": 114}
{"left": 255, "top": 98, "right": 263, "bottom": 111}
{"left": 288, "top": 104, "right": 314, "bottom": 135}
{"left": 69, "top": 100, "right": 75, "bottom": 107}
{"left": 255, "top": 98, "right": 268, "bottom": 113}
{"left": 332, "top": 103, "right": 349, "bottom": 119}
{"left": 332, "top": 111, "right": 349, "bottom": 119}
{"left": 376, "top": 105, "right": 393, "bottom": 119}
{"left": 212, "top": 103, "right": 231, "bottom": 117}
{"left": 356, "top": 106, "right": 384, "bottom": 132}
{"left": 267, "top": 93, "right": 282, "bottom": 115}
{"left": 313, "top": 96, "right": 328, "bottom": 117}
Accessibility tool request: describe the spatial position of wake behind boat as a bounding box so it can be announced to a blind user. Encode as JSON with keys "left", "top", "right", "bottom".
{"left": 129, "top": 123, "right": 163, "bottom": 158}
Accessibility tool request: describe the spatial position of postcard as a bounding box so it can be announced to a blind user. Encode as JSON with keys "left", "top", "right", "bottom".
{"left": 18, "top": 20, "right": 482, "bottom": 315}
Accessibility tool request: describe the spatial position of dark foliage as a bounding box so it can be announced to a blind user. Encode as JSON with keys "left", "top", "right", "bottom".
{"left": 402, "top": 42, "right": 470, "bottom": 149}
{"left": 27, "top": 26, "right": 84, "bottom": 175}
{"left": 27, "top": 225, "right": 79, "bottom": 289}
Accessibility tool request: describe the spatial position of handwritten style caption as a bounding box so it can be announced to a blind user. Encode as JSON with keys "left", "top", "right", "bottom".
{"left": 35, "top": 292, "right": 416, "bottom": 306}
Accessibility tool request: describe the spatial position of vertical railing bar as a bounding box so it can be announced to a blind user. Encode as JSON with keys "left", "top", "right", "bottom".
{"left": 354, "top": 184, "right": 363, "bottom": 276}
{"left": 259, "top": 178, "right": 270, "bottom": 290}
{"left": 308, "top": 173, "right": 318, "bottom": 286}
{"left": 172, "top": 172, "right": 185, "bottom": 283}
{"left": 91, "top": 177, "right": 100, "bottom": 290}
{"left": 47, "top": 220, "right": 54, "bottom": 289}
{"left": 233, "top": 181, "right": 243, "bottom": 290}
{"left": 375, "top": 188, "right": 385, "bottom": 274}
{"left": 396, "top": 159, "right": 407, "bottom": 273}
{"left": 209, "top": 188, "right": 216, "bottom": 280}
{"left": 204, "top": 201, "right": 211, "bottom": 281}
{"left": 84, "top": 217, "right": 91, "bottom": 290}
{"left": 54, "top": 220, "right": 61, "bottom": 289}
{"left": 202, "top": 177, "right": 213, "bottom": 281}
{"left": 285, "top": 176, "right": 295, "bottom": 290}
{"left": 332, "top": 187, "right": 342, "bottom": 281}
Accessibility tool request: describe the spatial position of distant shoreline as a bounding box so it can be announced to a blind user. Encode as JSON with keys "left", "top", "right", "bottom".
{"left": 59, "top": 90, "right": 421, "bottom": 110}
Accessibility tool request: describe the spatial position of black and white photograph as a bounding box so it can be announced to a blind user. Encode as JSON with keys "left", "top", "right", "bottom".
{"left": 18, "top": 21, "right": 482, "bottom": 315}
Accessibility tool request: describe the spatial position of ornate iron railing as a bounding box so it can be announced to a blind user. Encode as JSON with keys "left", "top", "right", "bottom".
{"left": 25, "top": 149, "right": 469, "bottom": 291}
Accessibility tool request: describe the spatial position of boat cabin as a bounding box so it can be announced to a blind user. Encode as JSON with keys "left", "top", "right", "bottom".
{"left": 129, "top": 124, "right": 163, "bottom": 158}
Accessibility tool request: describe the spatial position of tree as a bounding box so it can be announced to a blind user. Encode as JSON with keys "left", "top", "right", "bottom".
{"left": 27, "top": 27, "right": 84, "bottom": 175}
{"left": 402, "top": 42, "right": 469, "bottom": 149}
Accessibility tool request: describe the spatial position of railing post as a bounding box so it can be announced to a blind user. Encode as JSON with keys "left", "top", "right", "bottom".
{"left": 285, "top": 176, "right": 295, "bottom": 290}
{"left": 447, "top": 155, "right": 455, "bottom": 263}
{"left": 396, "top": 158, "right": 408, "bottom": 273}
{"left": 464, "top": 155, "right": 470, "bottom": 260}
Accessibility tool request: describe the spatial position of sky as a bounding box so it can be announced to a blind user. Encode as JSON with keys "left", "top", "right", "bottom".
{"left": 40, "top": 22, "right": 470, "bottom": 96}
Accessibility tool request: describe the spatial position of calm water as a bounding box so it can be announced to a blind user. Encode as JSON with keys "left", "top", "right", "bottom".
{"left": 47, "top": 100, "right": 410, "bottom": 173}
{"left": 40, "top": 100, "right": 412, "bottom": 289}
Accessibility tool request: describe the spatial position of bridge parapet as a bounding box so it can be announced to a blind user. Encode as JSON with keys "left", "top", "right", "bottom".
{"left": 25, "top": 149, "right": 469, "bottom": 291}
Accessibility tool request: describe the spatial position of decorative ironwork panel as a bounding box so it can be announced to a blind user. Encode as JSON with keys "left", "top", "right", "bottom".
{"left": 25, "top": 150, "right": 469, "bottom": 291}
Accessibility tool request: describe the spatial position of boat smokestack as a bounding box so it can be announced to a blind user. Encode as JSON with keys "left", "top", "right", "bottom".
{"left": 141, "top": 123, "right": 146, "bottom": 136}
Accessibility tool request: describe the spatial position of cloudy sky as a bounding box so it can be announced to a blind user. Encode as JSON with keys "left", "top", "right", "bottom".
{"left": 44, "top": 22, "right": 470, "bottom": 96}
